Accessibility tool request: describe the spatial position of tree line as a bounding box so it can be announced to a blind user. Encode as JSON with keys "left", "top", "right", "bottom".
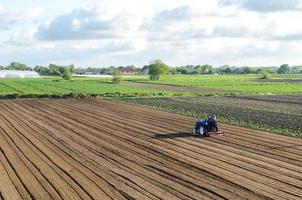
{"left": 1, "top": 61, "right": 301, "bottom": 80}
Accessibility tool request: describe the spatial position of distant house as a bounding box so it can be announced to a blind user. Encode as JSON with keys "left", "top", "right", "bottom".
{"left": 185, "top": 65, "right": 197, "bottom": 74}
{"left": 84, "top": 72, "right": 94, "bottom": 75}
{"left": 117, "top": 65, "right": 138, "bottom": 75}
{"left": 120, "top": 69, "right": 137, "bottom": 75}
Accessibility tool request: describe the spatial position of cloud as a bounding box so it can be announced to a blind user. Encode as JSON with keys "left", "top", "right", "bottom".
{"left": 0, "top": 7, "right": 19, "bottom": 29}
{"left": 0, "top": 38, "right": 147, "bottom": 67}
{"left": 143, "top": 5, "right": 203, "bottom": 41}
{"left": 35, "top": 6, "right": 141, "bottom": 41}
{"left": 70, "top": 39, "right": 146, "bottom": 55}
{"left": 2, "top": 1, "right": 302, "bottom": 67}
{"left": 0, "top": 5, "right": 44, "bottom": 30}
{"left": 5, "top": 32, "right": 35, "bottom": 46}
{"left": 271, "top": 33, "right": 302, "bottom": 41}
{"left": 220, "top": 0, "right": 302, "bottom": 12}
{"left": 25, "top": 6, "right": 44, "bottom": 18}
{"left": 153, "top": 6, "right": 193, "bottom": 22}
{"left": 212, "top": 26, "right": 251, "bottom": 37}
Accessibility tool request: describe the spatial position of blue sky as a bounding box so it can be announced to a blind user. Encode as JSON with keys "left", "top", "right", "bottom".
{"left": 1, "top": 0, "right": 302, "bottom": 68}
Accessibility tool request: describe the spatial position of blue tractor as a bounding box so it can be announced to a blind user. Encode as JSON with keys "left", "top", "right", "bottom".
{"left": 192, "top": 115, "right": 221, "bottom": 136}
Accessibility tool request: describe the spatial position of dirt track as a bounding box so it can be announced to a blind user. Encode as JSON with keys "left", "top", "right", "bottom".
{"left": 0, "top": 98, "right": 302, "bottom": 200}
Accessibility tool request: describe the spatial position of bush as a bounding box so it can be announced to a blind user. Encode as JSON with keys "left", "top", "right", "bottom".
{"left": 259, "top": 69, "right": 270, "bottom": 79}
{"left": 112, "top": 69, "right": 122, "bottom": 84}
{"left": 148, "top": 59, "right": 169, "bottom": 80}
{"left": 149, "top": 74, "right": 159, "bottom": 80}
{"left": 62, "top": 68, "right": 72, "bottom": 80}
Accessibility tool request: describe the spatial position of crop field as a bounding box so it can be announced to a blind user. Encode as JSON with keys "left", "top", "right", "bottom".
{"left": 0, "top": 78, "right": 187, "bottom": 98}
{"left": 130, "top": 74, "right": 302, "bottom": 94}
{"left": 124, "top": 81, "right": 238, "bottom": 95}
{"left": 1, "top": 75, "right": 301, "bottom": 99}
{"left": 1, "top": 98, "right": 302, "bottom": 199}
{"left": 122, "top": 94, "right": 302, "bottom": 136}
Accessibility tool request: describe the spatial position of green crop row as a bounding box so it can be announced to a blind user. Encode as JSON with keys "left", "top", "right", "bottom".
{"left": 121, "top": 96, "right": 302, "bottom": 137}
{"left": 0, "top": 78, "right": 191, "bottom": 99}
{"left": 129, "top": 74, "right": 302, "bottom": 94}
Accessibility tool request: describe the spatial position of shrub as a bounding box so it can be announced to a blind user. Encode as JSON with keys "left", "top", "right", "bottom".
{"left": 112, "top": 69, "right": 122, "bottom": 84}
{"left": 62, "top": 68, "right": 72, "bottom": 80}
{"left": 148, "top": 59, "right": 169, "bottom": 80}
{"left": 259, "top": 69, "right": 270, "bottom": 79}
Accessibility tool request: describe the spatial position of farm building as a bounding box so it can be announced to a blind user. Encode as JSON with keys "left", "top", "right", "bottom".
{"left": 120, "top": 70, "right": 137, "bottom": 75}
{"left": 0, "top": 70, "right": 40, "bottom": 78}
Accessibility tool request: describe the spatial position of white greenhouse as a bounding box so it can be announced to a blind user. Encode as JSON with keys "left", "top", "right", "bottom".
{"left": 0, "top": 70, "right": 40, "bottom": 78}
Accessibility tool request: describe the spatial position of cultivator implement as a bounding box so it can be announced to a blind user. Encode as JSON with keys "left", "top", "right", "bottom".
{"left": 206, "top": 131, "right": 224, "bottom": 137}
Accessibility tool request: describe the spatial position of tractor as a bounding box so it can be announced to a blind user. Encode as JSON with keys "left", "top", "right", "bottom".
{"left": 192, "top": 115, "right": 223, "bottom": 137}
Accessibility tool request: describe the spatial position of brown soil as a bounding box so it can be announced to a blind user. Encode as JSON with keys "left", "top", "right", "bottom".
{"left": 0, "top": 98, "right": 301, "bottom": 199}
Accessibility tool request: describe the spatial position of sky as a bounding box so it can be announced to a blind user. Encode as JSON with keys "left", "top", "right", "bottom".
{"left": 1, "top": 0, "right": 302, "bottom": 68}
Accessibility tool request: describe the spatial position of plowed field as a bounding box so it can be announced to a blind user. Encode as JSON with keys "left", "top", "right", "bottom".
{"left": 0, "top": 98, "right": 301, "bottom": 200}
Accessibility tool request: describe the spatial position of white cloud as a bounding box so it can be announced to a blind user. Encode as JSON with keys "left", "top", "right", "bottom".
{"left": 4, "top": 29, "right": 55, "bottom": 49}
{"left": 25, "top": 6, "right": 45, "bottom": 18}
{"left": 4, "top": 30, "right": 36, "bottom": 46}
{"left": 153, "top": 6, "right": 194, "bottom": 22}
{"left": 220, "top": 0, "right": 302, "bottom": 12}
{"left": 1, "top": 0, "right": 302, "bottom": 67}
{"left": 0, "top": 5, "right": 44, "bottom": 30}
{"left": 35, "top": 6, "right": 142, "bottom": 40}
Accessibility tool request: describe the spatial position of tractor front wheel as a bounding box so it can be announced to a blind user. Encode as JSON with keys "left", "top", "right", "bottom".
{"left": 199, "top": 127, "right": 207, "bottom": 136}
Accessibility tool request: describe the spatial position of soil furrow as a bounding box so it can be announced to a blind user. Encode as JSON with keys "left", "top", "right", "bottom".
{"left": 13, "top": 100, "right": 294, "bottom": 198}
{"left": 0, "top": 98, "right": 301, "bottom": 200}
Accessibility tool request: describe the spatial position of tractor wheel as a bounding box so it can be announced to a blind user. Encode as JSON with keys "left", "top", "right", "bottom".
{"left": 199, "top": 127, "right": 205, "bottom": 136}
{"left": 212, "top": 126, "right": 218, "bottom": 132}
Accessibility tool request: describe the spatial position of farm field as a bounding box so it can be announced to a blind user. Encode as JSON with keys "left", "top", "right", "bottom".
{"left": 0, "top": 78, "right": 188, "bottom": 98}
{"left": 1, "top": 98, "right": 302, "bottom": 199}
{"left": 123, "top": 94, "right": 302, "bottom": 136}
{"left": 124, "top": 81, "right": 238, "bottom": 95}
{"left": 129, "top": 74, "right": 302, "bottom": 94}
{"left": 1, "top": 74, "right": 302, "bottom": 99}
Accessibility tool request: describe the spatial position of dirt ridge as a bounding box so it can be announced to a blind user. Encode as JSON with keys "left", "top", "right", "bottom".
{"left": 0, "top": 98, "right": 301, "bottom": 199}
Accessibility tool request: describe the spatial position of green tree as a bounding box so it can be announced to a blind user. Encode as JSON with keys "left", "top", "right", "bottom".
{"left": 48, "top": 64, "right": 61, "bottom": 75}
{"left": 69, "top": 64, "right": 75, "bottom": 74}
{"left": 194, "top": 65, "right": 202, "bottom": 74}
{"left": 259, "top": 69, "right": 270, "bottom": 79}
{"left": 112, "top": 69, "right": 122, "bottom": 84}
{"left": 277, "top": 64, "right": 290, "bottom": 74}
{"left": 201, "top": 64, "right": 213, "bottom": 74}
{"left": 217, "top": 65, "right": 232, "bottom": 74}
{"left": 176, "top": 66, "right": 188, "bottom": 74}
{"left": 242, "top": 66, "right": 252, "bottom": 74}
{"left": 6, "top": 62, "right": 28, "bottom": 70}
{"left": 62, "top": 67, "right": 72, "bottom": 80}
{"left": 221, "top": 66, "right": 232, "bottom": 74}
{"left": 148, "top": 59, "right": 169, "bottom": 80}
{"left": 34, "top": 65, "right": 49, "bottom": 75}
{"left": 141, "top": 65, "right": 149, "bottom": 74}
{"left": 48, "top": 64, "right": 73, "bottom": 76}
